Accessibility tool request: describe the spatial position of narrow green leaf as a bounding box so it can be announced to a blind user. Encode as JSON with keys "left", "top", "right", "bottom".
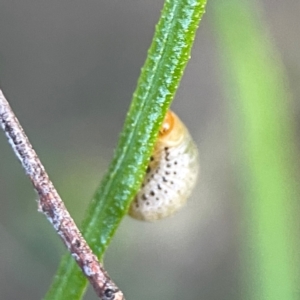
{"left": 212, "top": 0, "right": 299, "bottom": 299}
{"left": 44, "top": 0, "right": 207, "bottom": 299}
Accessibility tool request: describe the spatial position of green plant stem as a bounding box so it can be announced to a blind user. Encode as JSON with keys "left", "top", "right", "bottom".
{"left": 44, "top": 1, "right": 207, "bottom": 299}
{"left": 212, "top": 0, "right": 299, "bottom": 299}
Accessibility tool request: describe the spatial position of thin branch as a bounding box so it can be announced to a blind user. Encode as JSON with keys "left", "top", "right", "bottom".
{"left": 0, "top": 90, "right": 124, "bottom": 300}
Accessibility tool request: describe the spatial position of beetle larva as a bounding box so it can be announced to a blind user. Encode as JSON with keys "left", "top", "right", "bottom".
{"left": 128, "top": 110, "right": 199, "bottom": 221}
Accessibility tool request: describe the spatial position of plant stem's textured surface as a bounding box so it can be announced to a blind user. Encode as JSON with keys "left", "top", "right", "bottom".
{"left": 45, "top": 0, "right": 207, "bottom": 299}
{"left": 213, "top": 1, "right": 299, "bottom": 299}
{"left": 0, "top": 91, "right": 124, "bottom": 300}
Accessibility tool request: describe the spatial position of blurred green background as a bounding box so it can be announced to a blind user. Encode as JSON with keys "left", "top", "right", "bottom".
{"left": 0, "top": 1, "right": 299, "bottom": 299}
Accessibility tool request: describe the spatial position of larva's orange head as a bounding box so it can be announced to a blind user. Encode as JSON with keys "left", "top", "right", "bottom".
{"left": 158, "top": 110, "right": 187, "bottom": 147}
{"left": 159, "top": 110, "right": 175, "bottom": 137}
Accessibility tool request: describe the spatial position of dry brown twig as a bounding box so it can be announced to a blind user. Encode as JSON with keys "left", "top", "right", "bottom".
{"left": 0, "top": 89, "right": 125, "bottom": 300}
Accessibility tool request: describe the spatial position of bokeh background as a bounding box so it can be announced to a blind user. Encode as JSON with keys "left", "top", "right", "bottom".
{"left": 0, "top": 1, "right": 299, "bottom": 299}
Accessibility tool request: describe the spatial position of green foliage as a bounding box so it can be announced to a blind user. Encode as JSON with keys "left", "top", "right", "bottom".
{"left": 212, "top": 0, "right": 299, "bottom": 299}
{"left": 44, "top": 0, "right": 207, "bottom": 299}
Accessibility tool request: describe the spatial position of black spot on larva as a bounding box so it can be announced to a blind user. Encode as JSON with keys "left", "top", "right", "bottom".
{"left": 165, "top": 171, "right": 170, "bottom": 175}
{"left": 157, "top": 184, "right": 162, "bottom": 190}
{"left": 142, "top": 194, "right": 147, "bottom": 200}
{"left": 151, "top": 174, "right": 154, "bottom": 178}
{"left": 150, "top": 191, "right": 155, "bottom": 196}
{"left": 174, "top": 171, "right": 177, "bottom": 175}
{"left": 162, "top": 176, "right": 168, "bottom": 182}
{"left": 75, "top": 240, "right": 81, "bottom": 248}
{"left": 164, "top": 147, "right": 169, "bottom": 151}
{"left": 156, "top": 197, "right": 159, "bottom": 201}
{"left": 166, "top": 163, "right": 171, "bottom": 168}
{"left": 146, "top": 202, "right": 150, "bottom": 205}
{"left": 174, "top": 161, "right": 178, "bottom": 165}
{"left": 171, "top": 181, "right": 174, "bottom": 184}
{"left": 150, "top": 156, "right": 154, "bottom": 161}
{"left": 146, "top": 166, "right": 151, "bottom": 173}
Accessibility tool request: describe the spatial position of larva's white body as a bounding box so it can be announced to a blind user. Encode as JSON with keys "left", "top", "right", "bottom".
{"left": 129, "top": 111, "right": 199, "bottom": 221}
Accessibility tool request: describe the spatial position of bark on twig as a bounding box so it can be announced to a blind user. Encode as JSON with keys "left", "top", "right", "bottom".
{"left": 0, "top": 90, "right": 124, "bottom": 300}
